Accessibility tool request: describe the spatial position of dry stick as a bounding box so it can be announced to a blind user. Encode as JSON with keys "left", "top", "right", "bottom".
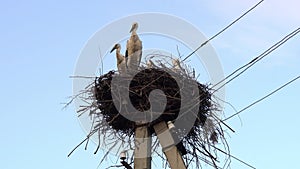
{"left": 182, "top": 0, "right": 264, "bottom": 62}
{"left": 85, "top": 117, "right": 97, "bottom": 150}
{"left": 184, "top": 135, "right": 219, "bottom": 167}
{"left": 223, "top": 75, "right": 300, "bottom": 122}
{"left": 104, "top": 164, "right": 123, "bottom": 169}
{"left": 69, "top": 75, "right": 95, "bottom": 79}
{"left": 212, "top": 114, "right": 236, "bottom": 133}
{"left": 62, "top": 93, "right": 82, "bottom": 110}
{"left": 62, "top": 87, "right": 92, "bottom": 110}
{"left": 174, "top": 93, "right": 236, "bottom": 133}
{"left": 210, "top": 144, "right": 256, "bottom": 169}
{"left": 99, "top": 143, "right": 118, "bottom": 166}
{"left": 201, "top": 145, "right": 218, "bottom": 168}
{"left": 98, "top": 46, "right": 104, "bottom": 75}
{"left": 67, "top": 130, "right": 97, "bottom": 157}
{"left": 94, "top": 125, "right": 102, "bottom": 154}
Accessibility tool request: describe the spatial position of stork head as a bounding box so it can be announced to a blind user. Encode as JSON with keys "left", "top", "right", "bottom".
{"left": 130, "top": 22, "right": 138, "bottom": 33}
{"left": 110, "top": 43, "right": 121, "bottom": 53}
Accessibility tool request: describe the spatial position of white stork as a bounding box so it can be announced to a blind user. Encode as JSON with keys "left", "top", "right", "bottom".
{"left": 126, "top": 22, "right": 142, "bottom": 72}
{"left": 172, "top": 58, "right": 184, "bottom": 73}
{"left": 110, "top": 43, "right": 126, "bottom": 75}
{"left": 146, "top": 59, "right": 156, "bottom": 68}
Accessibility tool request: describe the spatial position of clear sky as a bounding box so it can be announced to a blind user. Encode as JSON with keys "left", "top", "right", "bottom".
{"left": 0, "top": 0, "right": 299, "bottom": 169}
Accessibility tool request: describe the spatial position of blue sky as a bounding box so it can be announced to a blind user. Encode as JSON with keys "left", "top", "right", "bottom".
{"left": 0, "top": 0, "right": 299, "bottom": 169}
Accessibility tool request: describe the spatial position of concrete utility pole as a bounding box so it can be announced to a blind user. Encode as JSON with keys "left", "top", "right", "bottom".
{"left": 153, "top": 121, "right": 187, "bottom": 169}
{"left": 133, "top": 121, "right": 186, "bottom": 169}
{"left": 134, "top": 124, "right": 152, "bottom": 169}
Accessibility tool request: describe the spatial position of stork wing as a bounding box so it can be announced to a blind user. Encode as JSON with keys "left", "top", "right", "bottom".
{"left": 125, "top": 49, "right": 128, "bottom": 69}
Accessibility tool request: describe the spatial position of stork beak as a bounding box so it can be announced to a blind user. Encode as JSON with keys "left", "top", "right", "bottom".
{"left": 110, "top": 45, "right": 117, "bottom": 53}
{"left": 129, "top": 25, "right": 134, "bottom": 33}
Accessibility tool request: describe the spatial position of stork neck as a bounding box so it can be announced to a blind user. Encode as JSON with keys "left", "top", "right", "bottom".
{"left": 131, "top": 30, "right": 137, "bottom": 35}
{"left": 116, "top": 53, "right": 124, "bottom": 62}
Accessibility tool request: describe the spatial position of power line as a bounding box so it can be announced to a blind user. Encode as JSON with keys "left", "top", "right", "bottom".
{"left": 222, "top": 75, "right": 300, "bottom": 122}
{"left": 213, "top": 27, "right": 300, "bottom": 92}
{"left": 180, "top": 28, "right": 300, "bottom": 123}
{"left": 179, "top": 28, "right": 300, "bottom": 126}
{"left": 182, "top": 0, "right": 264, "bottom": 62}
{"left": 211, "top": 144, "right": 256, "bottom": 169}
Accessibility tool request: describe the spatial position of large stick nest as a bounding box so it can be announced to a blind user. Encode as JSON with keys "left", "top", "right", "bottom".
{"left": 94, "top": 68, "right": 211, "bottom": 135}
{"left": 69, "top": 58, "right": 231, "bottom": 169}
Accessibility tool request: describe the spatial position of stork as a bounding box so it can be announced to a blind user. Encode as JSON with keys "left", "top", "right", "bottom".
{"left": 110, "top": 43, "right": 126, "bottom": 75}
{"left": 172, "top": 58, "right": 185, "bottom": 73}
{"left": 146, "top": 59, "right": 156, "bottom": 68}
{"left": 126, "top": 22, "right": 142, "bottom": 72}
